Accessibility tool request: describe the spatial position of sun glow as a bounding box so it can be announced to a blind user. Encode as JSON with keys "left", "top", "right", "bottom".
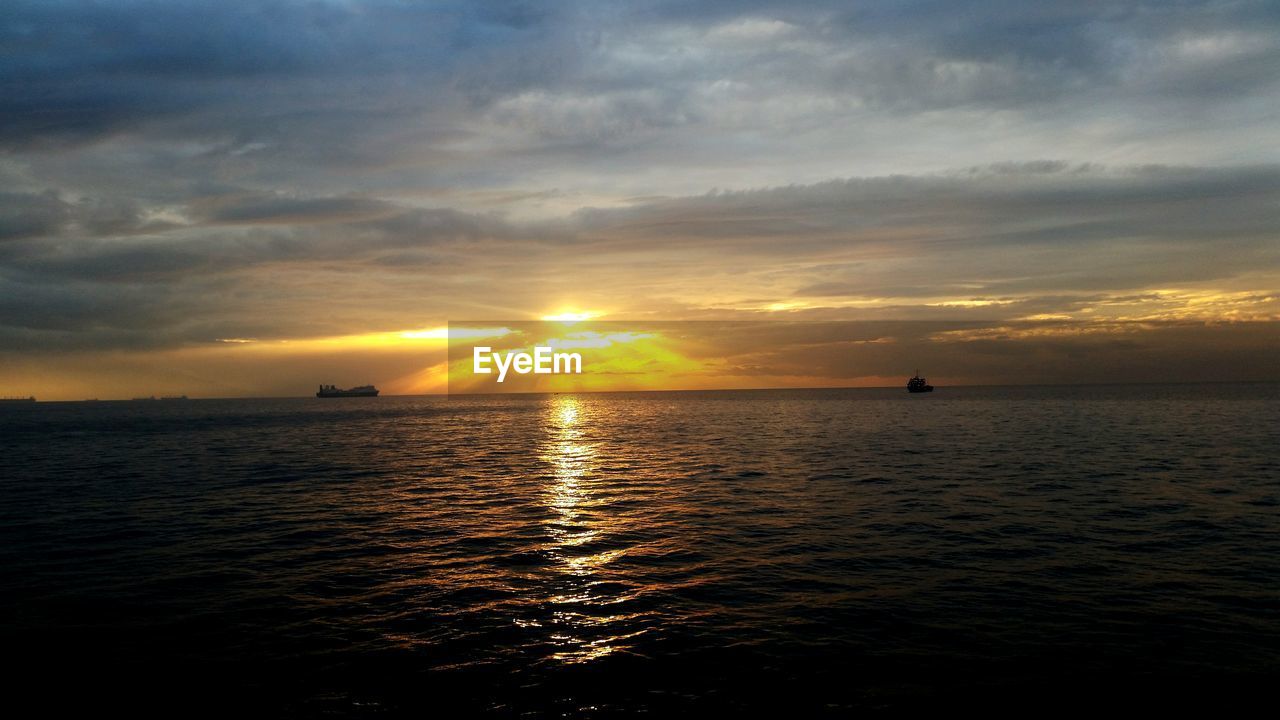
{"left": 208, "top": 326, "right": 513, "bottom": 352}
{"left": 541, "top": 311, "right": 600, "bottom": 323}
{"left": 398, "top": 327, "right": 451, "bottom": 339}
{"left": 764, "top": 301, "right": 810, "bottom": 312}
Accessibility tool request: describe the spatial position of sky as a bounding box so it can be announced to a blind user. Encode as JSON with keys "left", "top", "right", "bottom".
{"left": 1, "top": 0, "right": 1278, "bottom": 398}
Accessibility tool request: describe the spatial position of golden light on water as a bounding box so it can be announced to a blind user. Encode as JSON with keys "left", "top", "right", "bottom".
{"left": 556, "top": 397, "right": 580, "bottom": 428}
{"left": 539, "top": 394, "right": 634, "bottom": 663}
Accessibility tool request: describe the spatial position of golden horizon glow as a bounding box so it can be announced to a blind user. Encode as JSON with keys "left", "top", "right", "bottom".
{"left": 541, "top": 311, "right": 601, "bottom": 323}
{"left": 7, "top": 287, "right": 1278, "bottom": 401}
{"left": 201, "top": 325, "right": 515, "bottom": 354}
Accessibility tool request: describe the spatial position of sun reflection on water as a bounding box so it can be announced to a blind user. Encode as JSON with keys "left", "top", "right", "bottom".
{"left": 538, "top": 394, "right": 633, "bottom": 663}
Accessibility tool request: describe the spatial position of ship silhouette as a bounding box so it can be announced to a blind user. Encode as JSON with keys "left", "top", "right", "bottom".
{"left": 316, "top": 384, "right": 379, "bottom": 398}
{"left": 907, "top": 371, "right": 934, "bottom": 393}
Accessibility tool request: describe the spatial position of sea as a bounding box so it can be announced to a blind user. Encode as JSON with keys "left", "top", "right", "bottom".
{"left": 2, "top": 385, "right": 1278, "bottom": 716}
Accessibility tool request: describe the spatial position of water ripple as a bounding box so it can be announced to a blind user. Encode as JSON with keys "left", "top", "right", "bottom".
{"left": 2, "top": 385, "right": 1279, "bottom": 715}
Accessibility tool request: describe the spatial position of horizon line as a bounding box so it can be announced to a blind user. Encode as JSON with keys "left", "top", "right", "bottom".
{"left": 13, "top": 378, "right": 1279, "bottom": 403}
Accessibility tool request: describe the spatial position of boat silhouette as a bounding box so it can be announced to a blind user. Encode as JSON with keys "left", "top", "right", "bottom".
{"left": 316, "top": 384, "right": 379, "bottom": 398}
{"left": 907, "top": 371, "right": 934, "bottom": 393}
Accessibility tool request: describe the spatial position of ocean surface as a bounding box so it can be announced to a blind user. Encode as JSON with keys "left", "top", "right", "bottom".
{"left": 2, "top": 385, "right": 1278, "bottom": 716}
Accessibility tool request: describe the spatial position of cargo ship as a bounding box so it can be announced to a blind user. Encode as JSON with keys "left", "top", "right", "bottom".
{"left": 906, "top": 371, "right": 934, "bottom": 393}
{"left": 316, "top": 384, "right": 379, "bottom": 398}
{"left": 0, "top": 396, "right": 36, "bottom": 403}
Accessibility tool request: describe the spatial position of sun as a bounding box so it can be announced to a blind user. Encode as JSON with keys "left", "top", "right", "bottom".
{"left": 540, "top": 310, "right": 600, "bottom": 323}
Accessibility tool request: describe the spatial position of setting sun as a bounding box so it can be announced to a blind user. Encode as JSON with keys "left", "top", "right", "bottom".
{"left": 540, "top": 311, "right": 601, "bottom": 323}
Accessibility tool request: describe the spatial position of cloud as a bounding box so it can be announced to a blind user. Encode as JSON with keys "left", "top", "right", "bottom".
{"left": 191, "top": 194, "right": 398, "bottom": 225}
{"left": 1, "top": 1, "right": 1278, "bottom": 394}
{"left": 0, "top": 190, "right": 176, "bottom": 243}
{"left": 0, "top": 161, "right": 1276, "bottom": 357}
{"left": 0, "top": 191, "right": 68, "bottom": 241}
{"left": 3, "top": 204, "right": 517, "bottom": 282}
{"left": 4, "top": 1, "right": 1278, "bottom": 169}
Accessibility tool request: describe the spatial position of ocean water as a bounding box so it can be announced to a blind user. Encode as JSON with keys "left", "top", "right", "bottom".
{"left": 2, "top": 385, "right": 1278, "bottom": 715}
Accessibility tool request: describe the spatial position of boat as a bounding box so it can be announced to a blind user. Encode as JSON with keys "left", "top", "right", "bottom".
{"left": 0, "top": 396, "right": 36, "bottom": 403}
{"left": 316, "top": 384, "right": 379, "bottom": 398}
{"left": 906, "top": 371, "right": 934, "bottom": 393}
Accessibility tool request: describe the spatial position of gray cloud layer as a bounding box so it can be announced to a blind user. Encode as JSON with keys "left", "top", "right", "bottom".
{"left": 6, "top": 1, "right": 1278, "bottom": 174}
{"left": 1, "top": 1, "right": 1278, "bottom": 366}
{"left": 1, "top": 162, "right": 1276, "bottom": 352}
